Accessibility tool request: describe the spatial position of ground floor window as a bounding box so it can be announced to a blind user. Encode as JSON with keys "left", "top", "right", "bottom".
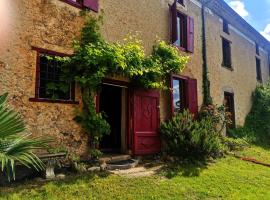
{"left": 30, "top": 48, "right": 75, "bottom": 103}
{"left": 224, "top": 92, "right": 236, "bottom": 130}
{"left": 171, "top": 76, "right": 187, "bottom": 114}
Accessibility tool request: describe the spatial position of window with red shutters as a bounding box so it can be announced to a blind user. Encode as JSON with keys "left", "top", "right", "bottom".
{"left": 171, "top": 75, "right": 198, "bottom": 116}
{"left": 171, "top": 1, "right": 194, "bottom": 53}
{"left": 171, "top": 77, "right": 187, "bottom": 113}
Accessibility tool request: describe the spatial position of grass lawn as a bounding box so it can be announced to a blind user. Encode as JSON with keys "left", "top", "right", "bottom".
{"left": 1, "top": 146, "right": 270, "bottom": 200}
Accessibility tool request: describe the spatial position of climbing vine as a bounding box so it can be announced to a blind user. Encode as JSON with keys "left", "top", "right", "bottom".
{"left": 52, "top": 16, "right": 189, "bottom": 153}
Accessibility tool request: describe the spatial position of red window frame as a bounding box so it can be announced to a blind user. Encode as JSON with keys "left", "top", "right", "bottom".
{"left": 176, "top": 13, "right": 188, "bottom": 51}
{"left": 29, "top": 47, "right": 78, "bottom": 104}
{"left": 170, "top": 74, "right": 188, "bottom": 116}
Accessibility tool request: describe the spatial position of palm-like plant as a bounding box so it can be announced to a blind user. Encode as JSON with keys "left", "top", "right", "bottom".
{"left": 0, "top": 93, "right": 50, "bottom": 180}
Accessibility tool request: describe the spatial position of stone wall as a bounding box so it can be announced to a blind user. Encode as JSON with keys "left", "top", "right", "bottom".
{"left": 0, "top": 0, "right": 269, "bottom": 155}
{"left": 205, "top": 10, "right": 270, "bottom": 125}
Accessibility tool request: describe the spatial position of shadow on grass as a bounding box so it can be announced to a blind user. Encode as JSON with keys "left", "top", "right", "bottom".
{"left": 156, "top": 160, "right": 209, "bottom": 179}
{"left": 0, "top": 170, "right": 112, "bottom": 196}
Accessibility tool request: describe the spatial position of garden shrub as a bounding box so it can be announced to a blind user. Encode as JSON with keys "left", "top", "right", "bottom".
{"left": 160, "top": 110, "right": 225, "bottom": 160}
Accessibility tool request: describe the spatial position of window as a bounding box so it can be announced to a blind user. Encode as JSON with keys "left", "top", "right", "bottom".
{"left": 171, "top": 1, "right": 194, "bottom": 52}
{"left": 174, "top": 13, "right": 187, "bottom": 49}
{"left": 256, "top": 43, "right": 260, "bottom": 56}
{"left": 171, "top": 76, "right": 198, "bottom": 116}
{"left": 256, "top": 57, "right": 262, "bottom": 82}
{"left": 222, "top": 38, "right": 232, "bottom": 68}
{"left": 224, "top": 92, "right": 235, "bottom": 131}
{"left": 30, "top": 48, "right": 76, "bottom": 103}
{"left": 172, "top": 78, "right": 186, "bottom": 113}
{"left": 223, "top": 19, "right": 229, "bottom": 34}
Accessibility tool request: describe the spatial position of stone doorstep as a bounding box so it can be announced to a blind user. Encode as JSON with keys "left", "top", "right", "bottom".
{"left": 111, "top": 165, "right": 164, "bottom": 177}
{"left": 99, "top": 154, "right": 132, "bottom": 164}
{"left": 106, "top": 159, "right": 139, "bottom": 170}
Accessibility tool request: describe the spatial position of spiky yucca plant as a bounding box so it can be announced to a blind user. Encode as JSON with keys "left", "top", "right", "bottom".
{"left": 0, "top": 93, "right": 50, "bottom": 180}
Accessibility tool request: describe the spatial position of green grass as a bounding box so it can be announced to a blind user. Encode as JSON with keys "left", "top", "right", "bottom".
{"left": 1, "top": 146, "right": 270, "bottom": 200}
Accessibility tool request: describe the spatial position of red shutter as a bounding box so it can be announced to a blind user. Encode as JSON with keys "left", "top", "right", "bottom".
{"left": 83, "top": 0, "right": 99, "bottom": 12}
{"left": 187, "top": 17, "right": 194, "bottom": 53}
{"left": 187, "top": 78, "right": 198, "bottom": 116}
{"left": 171, "top": 1, "right": 178, "bottom": 44}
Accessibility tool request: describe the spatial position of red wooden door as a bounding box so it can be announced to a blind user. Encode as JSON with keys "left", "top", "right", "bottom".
{"left": 132, "top": 89, "right": 161, "bottom": 155}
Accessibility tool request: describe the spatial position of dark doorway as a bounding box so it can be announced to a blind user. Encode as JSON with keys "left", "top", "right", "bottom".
{"left": 99, "top": 84, "right": 122, "bottom": 153}
{"left": 224, "top": 92, "right": 235, "bottom": 132}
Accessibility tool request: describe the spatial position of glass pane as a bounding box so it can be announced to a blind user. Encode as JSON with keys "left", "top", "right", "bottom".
{"left": 174, "top": 16, "right": 181, "bottom": 47}
{"left": 173, "top": 79, "right": 181, "bottom": 113}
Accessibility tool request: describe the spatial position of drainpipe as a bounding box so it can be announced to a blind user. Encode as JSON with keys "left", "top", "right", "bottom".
{"left": 201, "top": 0, "right": 213, "bottom": 105}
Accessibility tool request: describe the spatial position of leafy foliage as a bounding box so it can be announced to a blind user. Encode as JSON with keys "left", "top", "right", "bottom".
{"left": 229, "top": 82, "right": 270, "bottom": 144}
{"left": 0, "top": 93, "right": 50, "bottom": 180}
{"left": 160, "top": 110, "right": 225, "bottom": 160}
{"left": 199, "top": 104, "right": 231, "bottom": 134}
{"left": 54, "top": 16, "right": 189, "bottom": 150}
{"left": 221, "top": 137, "right": 250, "bottom": 152}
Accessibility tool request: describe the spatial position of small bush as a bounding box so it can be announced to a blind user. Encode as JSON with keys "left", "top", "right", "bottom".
{"left": 222, "top": 137, "right": 250, "bottom": 152}
{"left": 160, "top": 110, "right": 224, "bottom": 160}
{"left": 228, "top": 126, "right": 256, "bottom": 143}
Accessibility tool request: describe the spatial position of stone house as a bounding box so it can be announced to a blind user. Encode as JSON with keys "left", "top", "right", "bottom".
{"left": 0, "top": 0, "right": 269, "bottom": 156}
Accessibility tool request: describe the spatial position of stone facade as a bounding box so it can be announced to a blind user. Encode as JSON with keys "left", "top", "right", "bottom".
{"left": 0, "top": 0, "right": 269, "bottom": 155}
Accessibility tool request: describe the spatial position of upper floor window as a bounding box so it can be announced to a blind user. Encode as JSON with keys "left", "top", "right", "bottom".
{"left": 256, "top": 57, "right": 262, "bottom": 82}
{"left": 30, "top": 48, "right": 76, "bottom": 103}
{"left": 256, "top": 43, "right": 260, "bottom": 56}
{"left": 223, "top": 19, "right": 229, "bottom": 34}
{"left": 175, "top": 13, "right": 187, "bottom": 49}
{"left": 171, "top": 1, "right": 194, "bottom": 53}
{"left": 222, "top": 38, "right": 232, "bottom": 68}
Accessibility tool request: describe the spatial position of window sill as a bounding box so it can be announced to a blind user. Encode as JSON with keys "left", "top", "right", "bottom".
{"left": 173, "top": 45, "right": 190, "bottom": 53}
{"left": 29, "top": 98, "right": 79, "bottom": 105}
{"left": 59, "top": 0, "right": 83, "bottom": 9}
{"left": 222, "top": 64, "right": 233, "bottom": 71}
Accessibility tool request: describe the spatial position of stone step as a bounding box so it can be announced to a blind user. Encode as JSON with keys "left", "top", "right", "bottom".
{"left": 99, "top": 154, "right": 131, "bottom": 164}
{"left": 111, "top": 165, "right": 164, "bottom": 177}
{"left": 106, "top": 159, "right": 139, "bottom": 170}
